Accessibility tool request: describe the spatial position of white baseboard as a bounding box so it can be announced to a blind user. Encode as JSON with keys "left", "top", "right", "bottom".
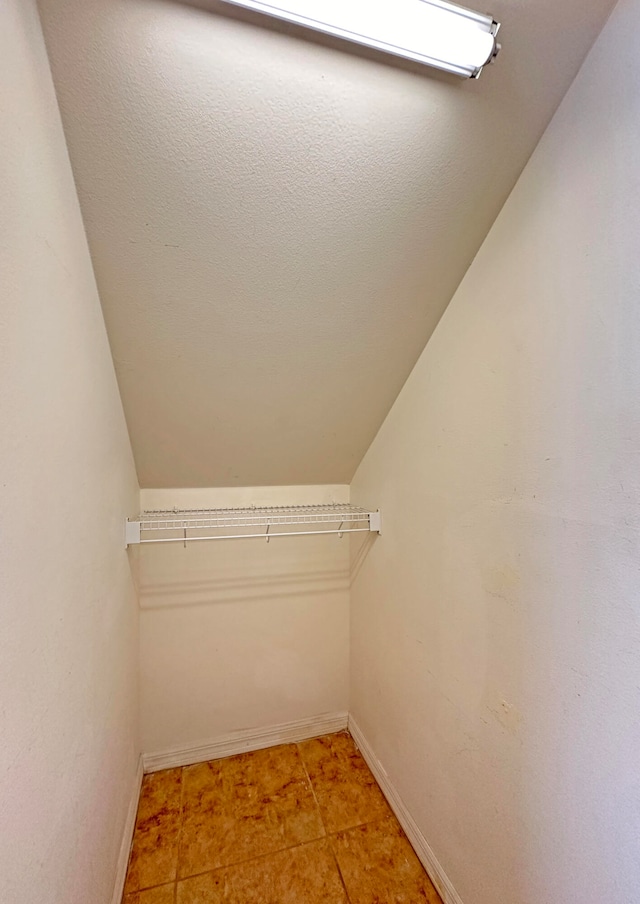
{"left": 143, "top": 711, "right": 349, "bottom": 773}
{"left": 111, "top": 754, "right": 143, "bottom": 904}
{"left": 348, "top": 716, "right": 464, "bottom": 904}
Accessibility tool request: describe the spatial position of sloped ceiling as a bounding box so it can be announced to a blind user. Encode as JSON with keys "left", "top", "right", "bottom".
{"left": 38, "top": 0, "right": 614, "bottom": 487}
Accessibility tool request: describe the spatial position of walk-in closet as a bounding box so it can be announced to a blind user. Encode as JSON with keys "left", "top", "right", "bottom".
{"left": 2, "top": 0, "right": 639, "bottom": 902}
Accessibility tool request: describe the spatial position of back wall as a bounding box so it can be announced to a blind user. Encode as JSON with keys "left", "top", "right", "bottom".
{"left": 139, "top": 485, "right": 350, "bottom": 756}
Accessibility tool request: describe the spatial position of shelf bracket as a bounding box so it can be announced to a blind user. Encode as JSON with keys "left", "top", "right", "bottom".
{"left": 125, "top": 519, "right": 141, "bottom": 548}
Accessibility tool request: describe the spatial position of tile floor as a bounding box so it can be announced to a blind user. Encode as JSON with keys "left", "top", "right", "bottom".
{"left": 122, "top": 731, "right": 442, "bottom": 904}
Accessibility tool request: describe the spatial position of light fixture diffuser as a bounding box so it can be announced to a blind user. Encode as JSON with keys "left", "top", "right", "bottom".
{"left": 222, "top": 0, "right": 501, "bottom": 78}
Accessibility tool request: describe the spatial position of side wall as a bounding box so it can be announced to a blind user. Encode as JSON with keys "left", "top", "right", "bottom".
{"left": 0, "top": 3, "right": 140, "bottom": 903}
{"left": 139, "top": 486, "right": 350, "bottom": 756}
{"left": 350, "top": 1, "right": 640, "bottom": 902}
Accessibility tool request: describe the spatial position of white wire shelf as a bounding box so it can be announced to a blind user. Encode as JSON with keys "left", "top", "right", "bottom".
{"left": 125, "top": 504, "right": 381, "bottom": 547}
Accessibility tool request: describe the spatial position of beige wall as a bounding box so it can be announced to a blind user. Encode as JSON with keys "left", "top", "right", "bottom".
{"left": 0, "top": 3, "right": 140, "bottom": 903}
{"left": 139, "top": 486, "right": 350, "bottom": 755}
{"left": 350, "top": 1, "right": 640, "bottom": 902}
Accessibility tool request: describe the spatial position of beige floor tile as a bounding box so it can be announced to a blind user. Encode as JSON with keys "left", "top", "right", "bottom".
{"left": 124, "top": 883, "right": 176, "bottom": 904}
{"left": 298, "top": 732, "right": 391, "bottom": 833}
{"left": 178, "top": 744, "right": 324, "bottom": 878}
{"left": 331, "top": 816, "right": 442, "bottom": 904}
{"left": 124, "top": 769, "right": 183, "bottom": 893}
{"left": 176, "top": 840, "right": 347, "bottom": 904}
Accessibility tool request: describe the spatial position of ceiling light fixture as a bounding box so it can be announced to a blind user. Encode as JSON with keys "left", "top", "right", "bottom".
{"left": 222, "top": 0, "right": 501, "bottom": 78}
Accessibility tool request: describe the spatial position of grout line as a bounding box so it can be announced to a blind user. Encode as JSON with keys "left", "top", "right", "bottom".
{"left": 294, "top": 733, "right": 375, "bottom": 904}
{"left": 173, "top": 816, "right": 394, "bottom": 888}
{"left": 123, "top": 880, "right": 175, "bottom": 895}
{"left": 325, "top": 813, "right": 395, "bottom": 837}
{"left": 174, "top": 765, "right": 186, "bottom": 884}
{"left": 175, "top": 835, "right": 332, "bottom": 885}
{"left": 174, "top": 767, "right": 184, "bottom": 904}
{"left": 295, "top": 740, "right": 328, "bottom": 838}
{"left": 330, "top": 846, "right": 353, "bottom": 904}
{"left": 124, "top": 880, "right": 179, "bottom": 896}
{"left": 293, "top": 747, "right": 354, "bottom": 902}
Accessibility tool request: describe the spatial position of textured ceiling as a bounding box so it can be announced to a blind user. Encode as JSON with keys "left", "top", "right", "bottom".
{"left": 38, "top": 0, "right": 614, "bottom": 487}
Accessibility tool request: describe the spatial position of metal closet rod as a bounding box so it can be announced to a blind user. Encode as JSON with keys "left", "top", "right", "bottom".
{"left": 125, "top": 504, "right": 382, "bottom": 547}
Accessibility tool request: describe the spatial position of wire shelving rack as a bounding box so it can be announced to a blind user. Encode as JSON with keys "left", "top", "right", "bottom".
{"left": 125, "top": 504, "right": 381, "bottom": 547}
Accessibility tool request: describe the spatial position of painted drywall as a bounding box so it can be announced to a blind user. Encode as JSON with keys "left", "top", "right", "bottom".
{"left": 139, "top": 486, "right": 350, "bottom": 755}
{"left": 36, "top": 0, "right": 615, "bottom": 487}
{"left": 350, "top": 1, "right": 640, "bottom": 901}
{"left": 0, "top": 3, "right": 140, "bottom": 903}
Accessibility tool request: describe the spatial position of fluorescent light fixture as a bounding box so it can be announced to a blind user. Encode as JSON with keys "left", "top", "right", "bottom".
{"left": 222, "top": 0, "right": 501, "bottom": 78}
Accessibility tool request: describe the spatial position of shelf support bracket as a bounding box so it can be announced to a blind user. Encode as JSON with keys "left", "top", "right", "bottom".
{"left": 125, "top": 520, "right": 141, "bottom": 548}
